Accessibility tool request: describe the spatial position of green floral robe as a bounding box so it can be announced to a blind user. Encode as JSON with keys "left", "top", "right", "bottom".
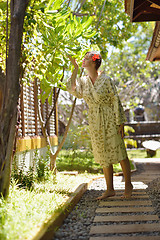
{"left": 66, "top": 71, "right": 128, "bottom": 167}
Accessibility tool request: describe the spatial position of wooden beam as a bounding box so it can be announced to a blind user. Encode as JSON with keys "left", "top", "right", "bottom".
{"left": 129, "top": 0, "right": 135, "bottom": 21}
{"left": 149, "top": 0, "right": 160, "bottom": 7}
{"left": 133, "top": 13, "right": 160, "bottom": 22}
{"left": 129, "top": 0, "right": 160, "bottom": 22}
{"left": 132, "top": 0, "right": 160, "bottom": 22}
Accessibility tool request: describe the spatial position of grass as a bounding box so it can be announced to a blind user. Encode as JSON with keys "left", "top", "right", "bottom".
{"left": 0, "top": 172, "right": 102, "bottom": 240}
{"left": 56, "top": 149, "right": 102, "bottom": 173}
{"left": 56, "top": 149, "right": 136, "bottom": 174}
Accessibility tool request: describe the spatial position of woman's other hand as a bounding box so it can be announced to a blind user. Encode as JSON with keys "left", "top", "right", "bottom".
{"left": 118, "top": 124, "right": 124, "bottom": 138}
{"left": 68, "top": 55, "right": 79, "bottom": 69}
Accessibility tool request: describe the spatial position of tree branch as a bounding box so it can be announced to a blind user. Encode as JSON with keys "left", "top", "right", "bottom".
{"left": 52, "top": 98, "right": 77, "bottom": 159}
{"left": 44, "top": 67, "right": 65, "bottom": 129}
{"left": 75, "top": 0, "right": 86, "bottom": 13}
{"left": 96, "top": 0, "right": 107, "bottom": 29}
{"left": 72, "top": 12, "right": 96, "bottom": 16}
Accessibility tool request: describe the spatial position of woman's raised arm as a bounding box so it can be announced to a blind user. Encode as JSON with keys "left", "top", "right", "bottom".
{"left": 68, "top": 55, "right": 79, "bottom": 91}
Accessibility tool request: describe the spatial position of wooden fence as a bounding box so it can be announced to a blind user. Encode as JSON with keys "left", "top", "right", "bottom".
{"left": 16, "top": 79, "right": 58, "bottom": 152}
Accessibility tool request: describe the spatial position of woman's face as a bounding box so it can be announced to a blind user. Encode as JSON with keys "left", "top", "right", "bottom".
{"left": 82, "top": 53, "right": 94, "bottom": 68}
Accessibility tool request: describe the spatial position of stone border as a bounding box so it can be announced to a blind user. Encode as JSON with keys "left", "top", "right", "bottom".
{"left": 31, "top": 176, "right": 103, "bottom": 240}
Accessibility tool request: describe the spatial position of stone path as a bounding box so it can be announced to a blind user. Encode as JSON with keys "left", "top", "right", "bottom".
{"left": 89, "top": 158, "right": 160, "bottom": 240}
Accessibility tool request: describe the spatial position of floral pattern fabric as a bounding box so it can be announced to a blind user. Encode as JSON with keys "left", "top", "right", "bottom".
{"left": 66, "top": 71, "right": 128, "bottom": 168}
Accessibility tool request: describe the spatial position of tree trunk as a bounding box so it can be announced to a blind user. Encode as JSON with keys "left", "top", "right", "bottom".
{"left": 0, "top": 0, "right": 29, "bottom": 199}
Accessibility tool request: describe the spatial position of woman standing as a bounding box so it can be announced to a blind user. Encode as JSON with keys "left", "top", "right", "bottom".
{"left": 67, "top": 51, "right": 133, "bottom": 200}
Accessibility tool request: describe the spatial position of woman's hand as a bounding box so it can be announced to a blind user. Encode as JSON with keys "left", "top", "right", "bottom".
{"left": 68, "top": 55, "right": 79, "bottom": 69}
{"left": 118, "top": 124, "right": 124, "bottom": 138}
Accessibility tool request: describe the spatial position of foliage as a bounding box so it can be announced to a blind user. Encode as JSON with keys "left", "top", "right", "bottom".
{"left": 12, "top": 148, "right": 51, "bottom": 190}
{"left": 23, "top": 0, "right": 96, "bottom": 104}
{"left": 0, "top": 0, "right": 148, "bottom": 101}
{"left": 12, "top": 150, "right": 34, "bottom": 190}
{"left": 124, "top": 125, "right": 137, "bottom": 148}
{"left": 60, "top": 124, "right": 91, "bottom": 150}
{"left": 104, "top": 25, "right": 160, "bottom": 108}
{"left": 69, "top": 0, "right": 143, "bottom": 57}
{"left": 0, "top": 0, "right": 9, "bottom": 70}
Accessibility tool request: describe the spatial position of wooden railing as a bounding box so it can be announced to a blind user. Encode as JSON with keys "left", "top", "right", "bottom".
{"left": 124, "top": 121, "right": 160, "bottom": 148}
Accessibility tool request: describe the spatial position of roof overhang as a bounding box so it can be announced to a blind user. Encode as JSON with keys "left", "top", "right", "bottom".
{"left": 146, "top": 21, "right": 160, "bottom": 61}
{"left": 125, "top": 0, "right": 160, "bottom": 22}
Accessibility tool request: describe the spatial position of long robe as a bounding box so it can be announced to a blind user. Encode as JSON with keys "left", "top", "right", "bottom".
{"left": 66, "top": 71, "right": 128, "bottom": 168}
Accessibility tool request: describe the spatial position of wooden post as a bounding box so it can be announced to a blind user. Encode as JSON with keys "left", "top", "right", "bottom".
{"left": 34, "top": 79, "right": 38, "bottom": 135}
{"left": 46, "top": 99, "right": 50, "bottom": 135}
{"left": 20, "top": 84, "right": 25, "bottom": 137}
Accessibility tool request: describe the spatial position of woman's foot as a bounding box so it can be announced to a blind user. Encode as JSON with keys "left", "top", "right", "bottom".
{"left": 121, "top": 183, "right": 133, "bottom": 199}
{"left": 96, "top": 190, "right": 115, "bottom": 200}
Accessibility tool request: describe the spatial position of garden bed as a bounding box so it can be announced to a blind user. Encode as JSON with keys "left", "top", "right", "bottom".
{"left": 0, "top": 172, "right": 103, "bottom": 240}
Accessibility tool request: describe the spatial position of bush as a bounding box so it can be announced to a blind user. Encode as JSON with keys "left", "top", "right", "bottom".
{"left": 11, "top": 148, "right": 51, "bottom": 190}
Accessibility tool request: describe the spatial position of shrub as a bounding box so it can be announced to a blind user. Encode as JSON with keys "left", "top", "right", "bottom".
{"left": 11, "top": 148, "right": 51, "bottom": 190}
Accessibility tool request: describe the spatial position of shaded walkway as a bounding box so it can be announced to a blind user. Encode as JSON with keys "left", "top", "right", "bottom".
{"left": 54, "top": 158, "right": 160, "bottom": 240}
{"left": 89, "top": 158, "right": 160, "bottom": 240}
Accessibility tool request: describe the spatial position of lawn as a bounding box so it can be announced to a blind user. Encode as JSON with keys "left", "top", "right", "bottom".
{"left": 56, "top": 149, "right": 136, "bottom": 174}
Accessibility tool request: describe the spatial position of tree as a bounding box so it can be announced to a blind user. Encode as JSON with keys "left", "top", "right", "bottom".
{"left": 0, "top": 0, "right": 29, "bottom": 198}
{"left": 103, "top": 25, "right": 160, "bottom": 110}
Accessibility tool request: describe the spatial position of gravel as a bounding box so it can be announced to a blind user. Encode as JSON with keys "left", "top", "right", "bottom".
{"left": 147, "top": 177, "right": 160, "bottom": 218}
{"left": 53, "top": 165, "right": 160, "bottom": 240}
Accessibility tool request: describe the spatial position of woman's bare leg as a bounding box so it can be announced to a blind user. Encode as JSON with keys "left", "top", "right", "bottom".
{"left": 120, "top": 158, "right": 133, "bottom": 198}
{"left": 96, "top": 165, "right": 115, "bottom": 200}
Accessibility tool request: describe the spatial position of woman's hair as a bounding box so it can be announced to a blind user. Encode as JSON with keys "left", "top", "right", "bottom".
{"left": 85, "top": 51, "right": 102, "bottom": 70}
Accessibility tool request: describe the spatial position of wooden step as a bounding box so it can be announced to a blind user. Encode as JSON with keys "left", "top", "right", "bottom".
{"left": 106, "top": 195, "right": 149, "bottom": 200}
{"left": 90, "top": 223, "right": 160, "bottom": 234}
{"left": 114, "top": 191, "right": 148, "bottom": 196}
{"left": 99, "top": 200, "right": 152, "bottom": 207}
{"left": 90, "top": 236, "right": 160, "bottom": 240}
{"left": 93, "top": 214, "right": 159, "bottom": 222}
{"left": 96, "top": 206, "right": 154, "bottom": 213}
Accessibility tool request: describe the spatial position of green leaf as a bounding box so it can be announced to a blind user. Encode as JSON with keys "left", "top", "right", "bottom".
{"left": 66, "top": 46, "right": 81, "bottom": 52}
{"left": 82, "top": 31, "right": 96, "bottom": 38}
{"left": 48, "top": 91, "right": 53, "bottom": 105}
{"left": 82, "top": 16, "right": 93, "bottom": 29}
{"left": 47, "top": 0, "right": 63, "bottom": 11}
{"left": 41, "top": 88, "right": 51, "bottom": 103}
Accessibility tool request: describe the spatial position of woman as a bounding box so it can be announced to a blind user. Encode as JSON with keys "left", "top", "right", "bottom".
{"left": 67, "top": 51, "right": 133, "bottom": 200}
